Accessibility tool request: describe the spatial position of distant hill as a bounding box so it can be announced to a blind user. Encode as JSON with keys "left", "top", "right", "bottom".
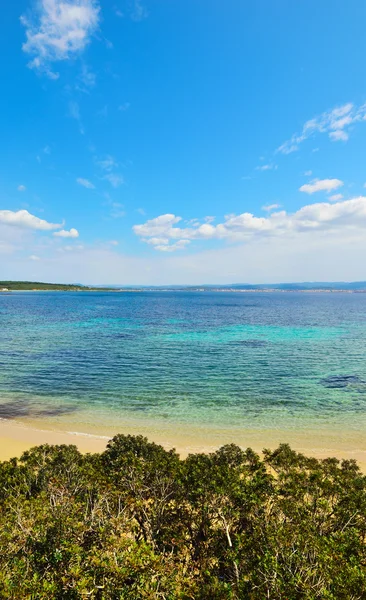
{"left": 96, "top": 281, "right": 366, "bottom": 291}
{"left": 0, "top": 281, "right": 111, "bottom": 291}
{"left": 199, "top": 281, "right": 366, "bottom": 291}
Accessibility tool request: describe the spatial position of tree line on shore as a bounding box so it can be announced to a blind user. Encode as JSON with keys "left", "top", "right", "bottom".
{"left": 0, "top": 435, "right": 365, "bottom": 599}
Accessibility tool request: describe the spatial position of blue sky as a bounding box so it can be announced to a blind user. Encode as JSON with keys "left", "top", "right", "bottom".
{"left": 1, "top": 0, "right": 366, "bottom": 284}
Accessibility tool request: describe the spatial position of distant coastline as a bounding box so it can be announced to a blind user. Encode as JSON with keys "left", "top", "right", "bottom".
{"left": 2, "top": 280, "right": 366, "bottom": 293}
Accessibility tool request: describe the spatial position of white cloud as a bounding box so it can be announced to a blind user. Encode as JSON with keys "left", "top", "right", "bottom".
{"left": 59, "top": 244, "right": 84, "bottom": 251}
{"left": 146, "top": 237, "right": 169, "bottom": 246}
{"left": 21, "top": 0, "right": 100, "bottom": 78}
{"left": 109, "top": 202, "right": 125, "bottom": 218}
{"left": 78, "top": 63, "right": 96, "bottom": 90}
{"left": 96, "top": 155, "right": 118, "bottom": 171}
{"left": 29, "top": 255, "right": 41, "bottom": 261}
{"left": 96, "top": 155, "right": 123, "bottom": 187}
{"left": 53, "top": 228, "right": 79, "bottom": 238}
{"left": 0, "top": 209, "right": 62, "bottom": 230}
{"left": 278, "top": 102, "right": 366, "bottom": 153}
{"left": 133, "top": 196, "right": 366, "bottom": 250}
{"left": 256, "top": 164, "right": 277, "bottom": 171}
{"left": 262, "top": 204, "right": 281, "bottom": 212}
{"left": 17, "top": 185, "right": 26, "bottom": 192}
{"left": 304, "top": 170, "right": 312, "bottom": 177}
{"left": 299, "top": 178, "right": 343, "bottom": 195}
{"left": 154, "top": 240, "right": 191, "bottom": 252}
{"left": 77, "top": 177, "right": 95, "bottom": 189}
{"left": 69, "top": 101, "right": 80, "bottom": 119}
{"left": 5, "top": 228, "right": 366, "bottom": 286}
{"left": 329, "top": 194, "right": 344, "bottom": 202}
{"left": 134, "top": 214, "right": 182, "bottom": 239}
{"left": 186, "top": 218, "right": 200, "bottom": 227}
{"left": 104, "top": 173, "right": 124, "bottom": 188}
{"left": 329, "top": 129, "right": 349, "bottom": 142}
{"left": 131, "top": 0, "right": 148, "bottom": 21}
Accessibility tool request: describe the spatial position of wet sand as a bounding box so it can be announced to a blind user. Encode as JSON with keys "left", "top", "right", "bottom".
{"left": 0, "top": 418, "right": 365, "bottom": 470}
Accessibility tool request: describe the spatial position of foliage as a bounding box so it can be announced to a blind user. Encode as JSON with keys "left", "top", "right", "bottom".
{"left": 0, "top": 436, "right": 365, "bottom": 599}
{"left": 0, "top": 281, "right": 111, "bottom": 291}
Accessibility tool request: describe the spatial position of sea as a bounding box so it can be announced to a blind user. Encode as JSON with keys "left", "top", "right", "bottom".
{"left": 1, "top": 291, "right": 366, "bottom": 442}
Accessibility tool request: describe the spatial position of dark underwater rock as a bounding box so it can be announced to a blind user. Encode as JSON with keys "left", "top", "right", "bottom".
{"left": 320, "top": 375, "right": 364, "bottom": 389}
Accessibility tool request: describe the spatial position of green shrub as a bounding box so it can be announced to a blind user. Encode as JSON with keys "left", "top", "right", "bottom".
{"left": 0, "top": 437, "right": 365, "bottom": 599}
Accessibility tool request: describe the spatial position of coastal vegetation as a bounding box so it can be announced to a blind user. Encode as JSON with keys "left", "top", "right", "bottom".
{"left": 0, "top": 435, "right": 365, "bottom": 599}
{"left": 0, "top": 281, "right": 109, "bottom": 292}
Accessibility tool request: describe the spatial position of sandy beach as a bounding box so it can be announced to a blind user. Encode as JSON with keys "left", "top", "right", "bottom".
{"left": 1, "top": 417, "right": 365, "bottom": 470}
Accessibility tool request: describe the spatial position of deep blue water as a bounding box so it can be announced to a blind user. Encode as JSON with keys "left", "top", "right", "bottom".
{"left": 1, "top": 291, "right": 366, "bottom": 431}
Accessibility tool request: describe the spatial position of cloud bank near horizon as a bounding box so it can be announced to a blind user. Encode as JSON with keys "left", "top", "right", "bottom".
{"left": 133, "top": 196, "right": 366, "bottom": 252}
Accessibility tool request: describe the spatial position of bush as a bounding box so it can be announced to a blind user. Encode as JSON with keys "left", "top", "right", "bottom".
{"left": 0, "top": 437, "right": 365, "bottom": 599}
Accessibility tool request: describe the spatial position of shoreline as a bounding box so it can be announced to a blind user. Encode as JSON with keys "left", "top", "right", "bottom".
{"left": 1, "top": 418, "right": 366, "bottom": 469}
{"left": 2, "top": 289, "right": 366, "bottom": 294}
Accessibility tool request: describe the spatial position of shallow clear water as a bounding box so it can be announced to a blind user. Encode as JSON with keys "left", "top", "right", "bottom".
{"left": 1, "top": 291, "right": 366, "bottom": 433}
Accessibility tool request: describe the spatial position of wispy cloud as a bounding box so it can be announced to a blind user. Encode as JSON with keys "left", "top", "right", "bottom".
{"left": 118, "top": 102, "right": 130, "bottom": 111}
{"left": 17, "top": 185, "right": 27, "bottom": 192}
{"left": 69, "top": 100, "right": 80, "bottom": 119}
{"left": 96, "top": 155, "right": 118, "bottom": 171}
{"left": 329, "top": 129, "right": 348, "bottom": 142}
{"left": 329, "top": 194, "right": 344, "bottom": 202}
{"left": 77, "top": 177, "right": 95, "bottom": 189}
{"left": 145, "top": 236, "right": 190, "bottom": 252}
{"left": 21, "top": 0, "right": 100, "bottom": 78}
{"left": 29, "top": 254, "right": 41, "bottom": 261}
{"left": 278, "top": 102, "right": 366, "bottom": 154}
{"left": 36, "top": 146, "right": 51, "bottom": 163}
{"left": 133, "top": 196, "right": 366, "bottom": 250}
{"left": 104, "top": 173, "right": 124, "bottom": 188}
{"left": 96, "top": 155, "right": 124, "bottom": 187}
{"left": 58, "top": 244, "right": 84, "bottom": 251}
{"left": 54, "top": 228, "right": 79, "bottom": 238}
{"left": 109, "top": 202, "right": 125, "bottom": 218}
{"left": 262, "top": 204, "right": 281, "bottom": 212}
{"left": 77, "top": 63, "right": 96, "bottom": 91}
{"left": 113, "top": 1, "right": 147, "bottom": 21}
{"left": 131, "top": 0, "right": 148, "bottom": 21}
{"left": 96, "top": 105, "right": 108, "bottom": 119}
{"left": 68, "top": 101, "right": 84, "bottom": 134}
{"left": 0, "top": 209, "right": 62, "bottom": 230}
{"left": 154, "top": 240, "right": 190, "bottom": 252}
{"left": 299, "top": 178, "right": 343, "bottom": 195}
{"left": 256, "top": 164, "right": 277, "bottom": 172}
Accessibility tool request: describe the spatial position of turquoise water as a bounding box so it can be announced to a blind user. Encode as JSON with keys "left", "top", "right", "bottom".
{"left": 1, "top": 291, "right": 366, "bottom": 432}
